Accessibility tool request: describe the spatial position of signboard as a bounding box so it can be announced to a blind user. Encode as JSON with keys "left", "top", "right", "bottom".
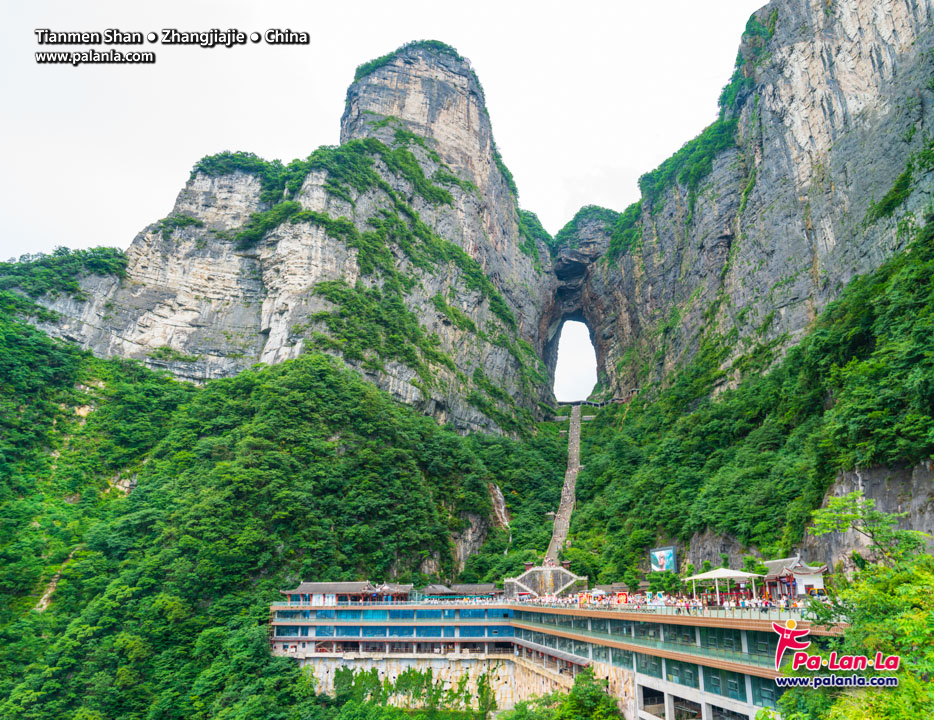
{"left": 649, "top": 545, "right": 676, "bottom": 573}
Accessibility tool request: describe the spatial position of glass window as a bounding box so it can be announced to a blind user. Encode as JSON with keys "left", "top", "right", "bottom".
{"left": 592, "top": 644, "right": 610, "bottom": 662}
{"left": 488, "top": 626, "right": 514, "bottom": 637}
{"left": 461, "top": 608, "right": 486, "bottom": 619}
{"left": 316, "top": 625, "right": 334, "bottom": 637}
{"left": 634, "top": 623, "right": 660, "bottom": 641}
{"left": 416, "top": 609, "right": 442, "bottom": 619}
{"left": 543, "top": 634, "right": 556, "bottom": 648}
{"left": 592, "top": 618, "right": 610, "bottom": 634}
{"left": 748, "top": 630, "right": 777, "bottom": 658}
{"left": 573, "top": 617, "right": 589, "bottom": 630}
{"left": 635, "top": 652, "right": 663, "bottom": 678}
{"left": 443, "top": 626, "right": 456, "bottom": 637}
{"left": 275, "top": 626, "right": 298, "bottom": 636}
{"left": 557, "top": 637, "right": 573, "bottom": 653}
{"left": 610, "top": 619, "right": 632, "bottom": 637}
{"left": 337, "top": 626, "right": 360, "bottom": 637}
{"left": 611, "top": 648, "right": 634, "bottom": 669}
{"left": 751, "top": 675, "right": 783, "bottom": 708}
{"left": 460, "top": 626, "right": 484, "bottom": 637}
{"left": 666, "top": 659, "right": 699, "bottom": 688}
{"left": 362, "top": 626, "right": 386, "bottom": 637}
{"left": 416, "top": 626, "right": 441, "bottom": 637}
{"left": 557, "top": 615, "right": 573, "bottom": 628}
{"left": 388, "top": 626, "right": 413, "bottom": 637}
{"left": 703, "top": 667, "right": 747, "bottom": 702}
{"left": 573, "top": 640, "right": 589, "bottom": 658}
{"left": 337, "top": 610, "right": 361, "bottom": 620}
{"left": 701, "top": 627, "right": 742, "bottom": 652}
{"left": 317, "top": 609, "right": 335, "bottom": 619}
{"left": 443, "top": 609, "right": 456, "bottom": 619}
{"left": 389, "top": 609, "right": 414, "bottom": 619}
{"left": 663, "top": 624, "right": 695, "bottom": 646}
{"left": 361, "top": 609, "right": 387, "bottom": 620}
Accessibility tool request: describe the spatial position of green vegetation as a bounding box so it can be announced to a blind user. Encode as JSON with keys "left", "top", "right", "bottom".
{"left": 0, "top": 247, "right": 127, "bottom": 301}
{"left": 776, "top": 496, "right": 933, "bottom": 719}
{"left": 517, "top": 209, "right": 550, "bottom": 267}
{"left": 310, "top": 279, "right": 455, "bottom": 383}
{"left": 551, "top": 205, "right": 620, "bottom": 256}
{"left": 493, "top": 145, "right": 519, "bottom": 198}
{"left": 638, "top": 118, "right": 738, "bottom": 217}
{"left": 718, "top": 9, "right": 778, "bottom": 117}
{"left": 147, "top": 346, "right": 202, "bottom": 363}
{"left": 864, "top": 134, "right": 934, "bottom": 224}
{"left": 568, "top": 215, "right": 934, "bottom": 582}
{"left": 501, "top": 669, "right": 622, "bottom": 720}
{"left": 432, "top": 294, "right": 478, "bottom": 333}
{"left": 156, "top": 214, "right": 204, "bottom": 240}
{"left": 353, "top": 40, "right": 465, "bottom": 82}
{"left": 234, "top": 200, "right": 302, "bottom": 249}
{"left": 0, "top": 300, "right": 565, "bottom": 716}
{"left": 606, "top": 201, "right": 643, "bottom": 263}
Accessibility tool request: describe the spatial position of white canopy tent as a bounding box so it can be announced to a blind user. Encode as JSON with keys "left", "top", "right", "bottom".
{"left": 682, "top": 568, "right": 764, "bottom": 603}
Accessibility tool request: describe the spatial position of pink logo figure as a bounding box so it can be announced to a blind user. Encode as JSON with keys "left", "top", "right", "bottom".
{"left": 772, "top": 619, "right": 811, "bottom": 670}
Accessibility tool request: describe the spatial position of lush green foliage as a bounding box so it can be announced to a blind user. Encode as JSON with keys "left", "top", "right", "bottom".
{"left": 551, "top": 206, "right": 620, "bottom": 256}
{"left": 157, "top": 214, "right": 204, "bottom": 240}
{"left": 864, "top": 134, "right": 934, "bottom": 224}
{"left": 718, "top": 9, "right": 778, "bottom": 116}
{"left": 0, "top": 321, "right": 564, "bottom": 717}
{"left": 569, "top": 217, "right": 934, "bottom": 582}
{"left": 638, "top": 118, "right": 738, "bottom": 215}
{"left": 235, "top": 201, "right": 303, "bottom": 248}
{"left": 500, "top": 669, "right": 622, "bottom": 720}
{"left": 310, "top": 279, "right": 455, "bottom": 384}
{"left": 0, "top": 247, "right": 127, "bottom": 300}
{"left": 606, "top": 201, "right": 642, "bottom": 263}
{"left": 517, "top": 210, "right": 550, "bottom": 267}
{"left": 777, "top": 499, "right": 933, "bottom": 719}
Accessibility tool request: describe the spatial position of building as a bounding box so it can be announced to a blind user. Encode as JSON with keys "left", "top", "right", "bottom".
{"left": 270, "top": 581, "right": 843, "bottom": 719}
{"left": 763, "top": 557, "right": 827, "bottom": 598}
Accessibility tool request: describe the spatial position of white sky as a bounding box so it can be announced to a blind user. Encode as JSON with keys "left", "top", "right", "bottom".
{"left": 554, "top": 321, "right": 597, "bottom": 402}
{"left": 1, "top": 0, "right": 763, "bottom": 397}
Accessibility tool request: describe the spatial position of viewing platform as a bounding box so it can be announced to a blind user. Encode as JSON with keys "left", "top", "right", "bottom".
{"left": 270, "top": 576, "right": 843, "bottom": 720}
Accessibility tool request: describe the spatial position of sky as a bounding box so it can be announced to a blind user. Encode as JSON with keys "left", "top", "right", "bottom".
{"left": 1, "top": 0, "right": 764, "bottom": 398}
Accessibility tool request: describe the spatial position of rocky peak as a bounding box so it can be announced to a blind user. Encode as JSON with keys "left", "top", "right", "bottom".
{"left": 341, "top": 42, "right": 497, "bottom": 194}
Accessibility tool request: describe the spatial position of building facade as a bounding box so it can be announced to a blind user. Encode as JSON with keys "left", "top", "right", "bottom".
{"left": 270, "top": 587, "right": 841, "bottom": 720}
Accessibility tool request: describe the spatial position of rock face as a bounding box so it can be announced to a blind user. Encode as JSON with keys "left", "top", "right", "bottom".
{"left": 802, "top": 460, "right": 934, "bottom": 571}
{"left": 32, "top": 43, "right": 554, "bottom": 435}
{"left": 553, "top": 0, "right": 934, "bottom": 400}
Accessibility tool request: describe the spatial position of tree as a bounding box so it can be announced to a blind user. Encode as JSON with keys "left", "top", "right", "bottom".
{"left": 809, "top": 490, "right": 928, "bottom": 567}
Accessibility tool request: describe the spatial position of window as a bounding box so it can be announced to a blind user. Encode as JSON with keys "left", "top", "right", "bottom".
{"left": 461, "top": 608, "right": 486, "bottom": 619}
{"left": 416, "top": 609, "right": 442, "bottom": 619}
{"left": 592, "top": 618, "right": 609, "bottom": 634}
{"left": 316, "top": 626, "right": 334, "bottom": 637}
{"left": 317, "top": 609, "right": 335, "bottom": 619}
{"left": 361, "top": 609, "right": 387, "bottom": 620}
{"left": 388, "top": 626, "right": 413, "bottom": 637}
{"left": 488, "top": 626, "right": 514, "bottom": 637}
{"left": 665, "top": 659, "right": 698, "bottom": 688}
{"left": 460, "top": 626, "right": 484, "bottom": 638}
{"left": 634, "top": 623, "right": 660, "bottom": 641}
{"left": 362, "top": 626, "right": 386, "bottom": 637}
{"left": 635, "top": 653, "right": 663, "bottom": 678}
{"left": 610, "top": 619, "right": 632, "bottom": 637}
{"left": 703, "top": 667, "right": 747, "bottom": 702}
{"left": 573, "top": 640, "right": 589, "bottom": 658}
{"left": 573, "top": 617, "right": 589, "bottom": 630}
{"left": 389, "top": 609, "right": 414, "bottom": 619}
{"left": 416, "top": 626, "right": 441, "bottom": 637}
{"left": 592, "top": 645, "right": 609, "bottom": 662}
{"left": 337, "top": 610, "right": 361, "bottom": 620}
{"left": 612, "top": 649, "right": 634, "bottom": 669}
{"left": 662, "top": 624, "right": 695, "bottom": 646}
{"left": 337, "top": 626, "right": 360, "bottom": 637}
{"left": 700, "top": 627, "right": 742, "bottom": 652}
{"left": 751, "top": 675, "right": 783, "bottom": 708}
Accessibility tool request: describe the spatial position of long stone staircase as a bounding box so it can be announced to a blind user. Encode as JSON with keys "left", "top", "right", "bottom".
{"left": 546, "top": 405, "right": 580, "bottom": 561}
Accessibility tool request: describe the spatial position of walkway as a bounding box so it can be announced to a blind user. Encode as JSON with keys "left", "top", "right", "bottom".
{"left": 546, "top": 405, "right": 580, "bottom": 561}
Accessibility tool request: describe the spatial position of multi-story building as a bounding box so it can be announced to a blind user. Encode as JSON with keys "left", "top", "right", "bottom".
{"left": 270, "top": 575, "right": 841, "bottom": 720}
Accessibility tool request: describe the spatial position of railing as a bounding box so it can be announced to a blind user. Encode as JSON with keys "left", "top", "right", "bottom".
{"left": 513, "top": 619, "right": 777, "bottom": 670}
{"left": 271, "top": 599, "right": 833, "bottom": 624}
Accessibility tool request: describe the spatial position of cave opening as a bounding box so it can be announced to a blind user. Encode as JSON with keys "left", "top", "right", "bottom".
{"left": 552, "top": 320, "right": 597, "bottom": 402}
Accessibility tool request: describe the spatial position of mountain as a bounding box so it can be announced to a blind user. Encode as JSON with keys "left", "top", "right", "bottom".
{"left": 2, "top": 1, "right": 934, "bottom": 717}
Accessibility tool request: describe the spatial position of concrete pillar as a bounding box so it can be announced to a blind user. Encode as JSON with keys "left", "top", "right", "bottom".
{"left": 664, "top": 691, "right": 675, "bottom": 720}
{"left": 701, "top": 702, "right": 713, "bottom": 720}
{"left": 741, "top": 629, "right": 749, "bottom": 654}
{"left": 745, "top": 673, "right": 754, "bottom": 705}
{"left": 696, "top": 626, "right": 702, "bottom": 647}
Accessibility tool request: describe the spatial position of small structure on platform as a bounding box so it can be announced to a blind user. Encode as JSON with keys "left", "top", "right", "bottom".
{"left": 281, "top": 581, "right": 414, "bottom": 604}
{"left": 683, "top": 568, "right": 763, "bottom": 603}
{"left": 503, "top": 562, "right": 587, "bottom": 599}
{"left": 763, "top": 556, "right": 828, "bottom": 597}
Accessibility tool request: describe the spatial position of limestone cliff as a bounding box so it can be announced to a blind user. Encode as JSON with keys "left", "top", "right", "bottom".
{"left": 28, "top": 42, "right": 554, "bottom": 435}
{"left": 552, "top": 0, "right": 934, "bottom": 401}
